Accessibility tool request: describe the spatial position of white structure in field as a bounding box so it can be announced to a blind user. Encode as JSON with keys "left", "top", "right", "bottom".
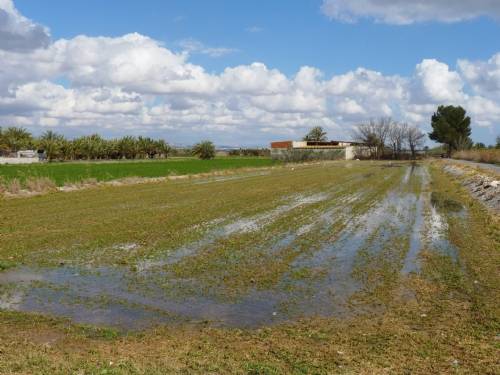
{"left": 0, "top": 150, "right": 40, "bottom": 164}
{"left": 270, "top": 140, "right": 368, "bottom": 161}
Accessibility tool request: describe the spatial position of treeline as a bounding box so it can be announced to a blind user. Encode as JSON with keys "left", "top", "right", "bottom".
{"left": 468, "top": 136, "right": 500, "bottom": 150}
{"left": 0, "top": 127, "right": 170, "bottom": 161}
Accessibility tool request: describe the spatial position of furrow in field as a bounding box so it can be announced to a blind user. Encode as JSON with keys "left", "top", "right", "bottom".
{"left": 1, "top": 162, "right": 457, "bottom": 330}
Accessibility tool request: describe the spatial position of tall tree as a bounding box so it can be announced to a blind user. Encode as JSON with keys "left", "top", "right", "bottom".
{"left": 118, "top": 136, "right": 139, "bottom": 159}
{"left": 406, "top": 125, "right": 426, "bottom": 159}
{"left": 352, "top": 118, "right": 392, "bottom": 159}
{"left": 0, "top": 126, "right": 33, "bottom": 153}
{"left": 303, "top": 126, "right": 327, "bottom": 142}
{"left": 388, "top": 122, "right": 407, "bottom": 159}
{"left": 154, "top": 139, "right": 171, "bottom": 158}
{"left": 137, "top": 136, "right": 157, "bottom": 159}
{"left": 39, "top": 130, "right": 65, "bottom": 161}
{"left": 429, "top": 105, "right": 472, "bottom": 157}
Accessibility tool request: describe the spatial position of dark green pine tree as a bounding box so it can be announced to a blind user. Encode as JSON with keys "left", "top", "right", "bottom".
{"left": 429, "top": 105, "right": 472, "bottom": 157}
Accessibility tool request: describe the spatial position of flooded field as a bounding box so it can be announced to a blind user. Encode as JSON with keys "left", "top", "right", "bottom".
{"left": 0, "top": 160, "right": 498, "bottom": 374}
{"left": 0, "top": 162, "right": 463, "bottom": 329}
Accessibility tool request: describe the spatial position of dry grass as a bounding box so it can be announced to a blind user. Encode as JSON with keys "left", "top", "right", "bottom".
{"left": 453, "top": 149, "right": 500, "bottom": 164}
{"left": 82, "top": 177, "right": 98, "bottom": 185}
{"left": 25, "top": 177, "right": 57, "bottom": 193}
{"left": 3, "top": 178, "right": 22, "bottom": 194}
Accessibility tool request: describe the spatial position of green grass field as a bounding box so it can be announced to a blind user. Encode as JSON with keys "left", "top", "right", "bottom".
{"left": 0, "top": 157, "right": 276, "bottom": 186}
{"left": 0, "top": 160, "right": 498, "bottom": 374}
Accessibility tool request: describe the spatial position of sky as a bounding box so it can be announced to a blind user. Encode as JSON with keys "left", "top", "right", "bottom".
{"left": 1, "top": 0, "right": 500, "bottom": 146}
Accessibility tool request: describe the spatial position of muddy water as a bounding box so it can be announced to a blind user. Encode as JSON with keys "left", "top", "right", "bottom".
{"left": 0, "top": 165, "right": 464, "bottom": 330}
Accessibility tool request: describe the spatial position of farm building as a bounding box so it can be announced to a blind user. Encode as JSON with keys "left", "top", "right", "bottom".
{"left": 270, "top": 140, "right": 367, "bottom": 161}
{"left": 0, "top": 149, "right": 43, "bottom": 164}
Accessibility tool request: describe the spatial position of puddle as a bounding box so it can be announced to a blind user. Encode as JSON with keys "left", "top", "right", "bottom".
{"left": 401, "top": 195, "right": 425, "bottom": 274}
{"left": 427, "top": 204, "right": 460, "bottom": 261}
{"left": 0, "top": 265, "right": 314, "bottom": 329}
{"left": 402, "top": 165, "right": 429, "bottom": 274}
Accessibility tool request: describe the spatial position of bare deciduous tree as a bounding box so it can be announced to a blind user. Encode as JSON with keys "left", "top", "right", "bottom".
{"left": 388, "top": 122, "right": 407, "bottom": 159}
{"left": 406, "top": 125, "right": 426, "bottom": 159}
{"left": 352, "top": 117, "right": 392, "bottom": 159}
{"left": 353, "top": 119, "right": 427, "bottom": 160}
{"left": 374, "top": 117, "right": 392, "bottom": 158}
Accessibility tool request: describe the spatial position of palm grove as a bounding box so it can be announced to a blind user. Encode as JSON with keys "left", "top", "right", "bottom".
{"left": 0, "top": 129, "right": 221, "bottom": 161}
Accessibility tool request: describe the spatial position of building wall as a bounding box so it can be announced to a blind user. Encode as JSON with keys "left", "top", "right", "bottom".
{"left": 345, "top": 146, "right": 355, "bottom": 160}
{"left": 271, "top": 147, "right": 346, "bottom": 162}
{"left": 270, "top": 141, "right": 293, "bottom": 149}
{"left": 292, "top": 141, "right": 307, "bottom": 148}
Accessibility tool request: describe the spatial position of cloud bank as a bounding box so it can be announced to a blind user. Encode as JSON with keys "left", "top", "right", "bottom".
{"left": 0, "top": 0, "right": 499, "bottom": 145}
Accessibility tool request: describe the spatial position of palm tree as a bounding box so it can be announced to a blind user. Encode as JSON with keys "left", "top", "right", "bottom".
{"left": 118, "top": 136, "right": 139, "bottom": 159}
{"left": 105, "top": 139, "right": 120, "bottom": 159}
{"left": 59, "top": 138, "right": 75, "bottom": 160}
{"left": 155, "top": 139, "right": 171, "bottom": 158}
{"left": 137, "top": 136, "right": 157, "bottom": 159}
{"left": 83, "top": 134, "right": 107, "bottom": 159}
{"left": 39, "top": 130, "right": 65, "bottom": 161}
{"left": 192, "top": 140, "right": 215, "bottom": 160}
{"left": 1, "top": 126, "right": 33, "bottom": 154}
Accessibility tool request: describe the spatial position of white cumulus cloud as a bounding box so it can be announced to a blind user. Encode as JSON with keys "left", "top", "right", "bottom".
{"left": 0, "top": 0, "right": 50, "bottom": 51}
{"left": 411, "top": 59, "right": 465, "bottom": 103}
{"left": 458, "top": 53, "right": 500, "bottom": 100}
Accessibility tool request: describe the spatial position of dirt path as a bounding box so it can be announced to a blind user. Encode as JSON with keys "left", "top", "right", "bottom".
{"left": 446, "top": 158, "right": 500, "bottom": 174}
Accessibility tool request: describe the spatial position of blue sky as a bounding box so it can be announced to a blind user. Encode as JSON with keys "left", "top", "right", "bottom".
{"left": 16, "top": 0, "right": 500, "bottom": 77}
{"left": 2, "top": 0, "right": 500, "bottom": 146}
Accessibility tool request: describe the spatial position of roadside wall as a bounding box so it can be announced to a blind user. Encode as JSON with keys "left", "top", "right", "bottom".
{"left": 0, "top": 157, "right": 39, "bottom": 165}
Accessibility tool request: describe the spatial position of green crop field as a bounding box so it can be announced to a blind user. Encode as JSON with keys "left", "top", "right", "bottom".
{"left": 0, "top": 157, "right": 276, "bottom": 186}
{"left": 0, "top": 160, "right": 498, "bottom": 374}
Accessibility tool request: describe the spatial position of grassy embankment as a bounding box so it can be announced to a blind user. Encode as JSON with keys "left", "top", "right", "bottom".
{"left": 0, "top": 157, "right": 276, "bottom": 189}
{"left": 0, "top": 161, "right": 498, "bottom": 374}
{"left": 452, "top": 149, "right": 500, "bottom": 165}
